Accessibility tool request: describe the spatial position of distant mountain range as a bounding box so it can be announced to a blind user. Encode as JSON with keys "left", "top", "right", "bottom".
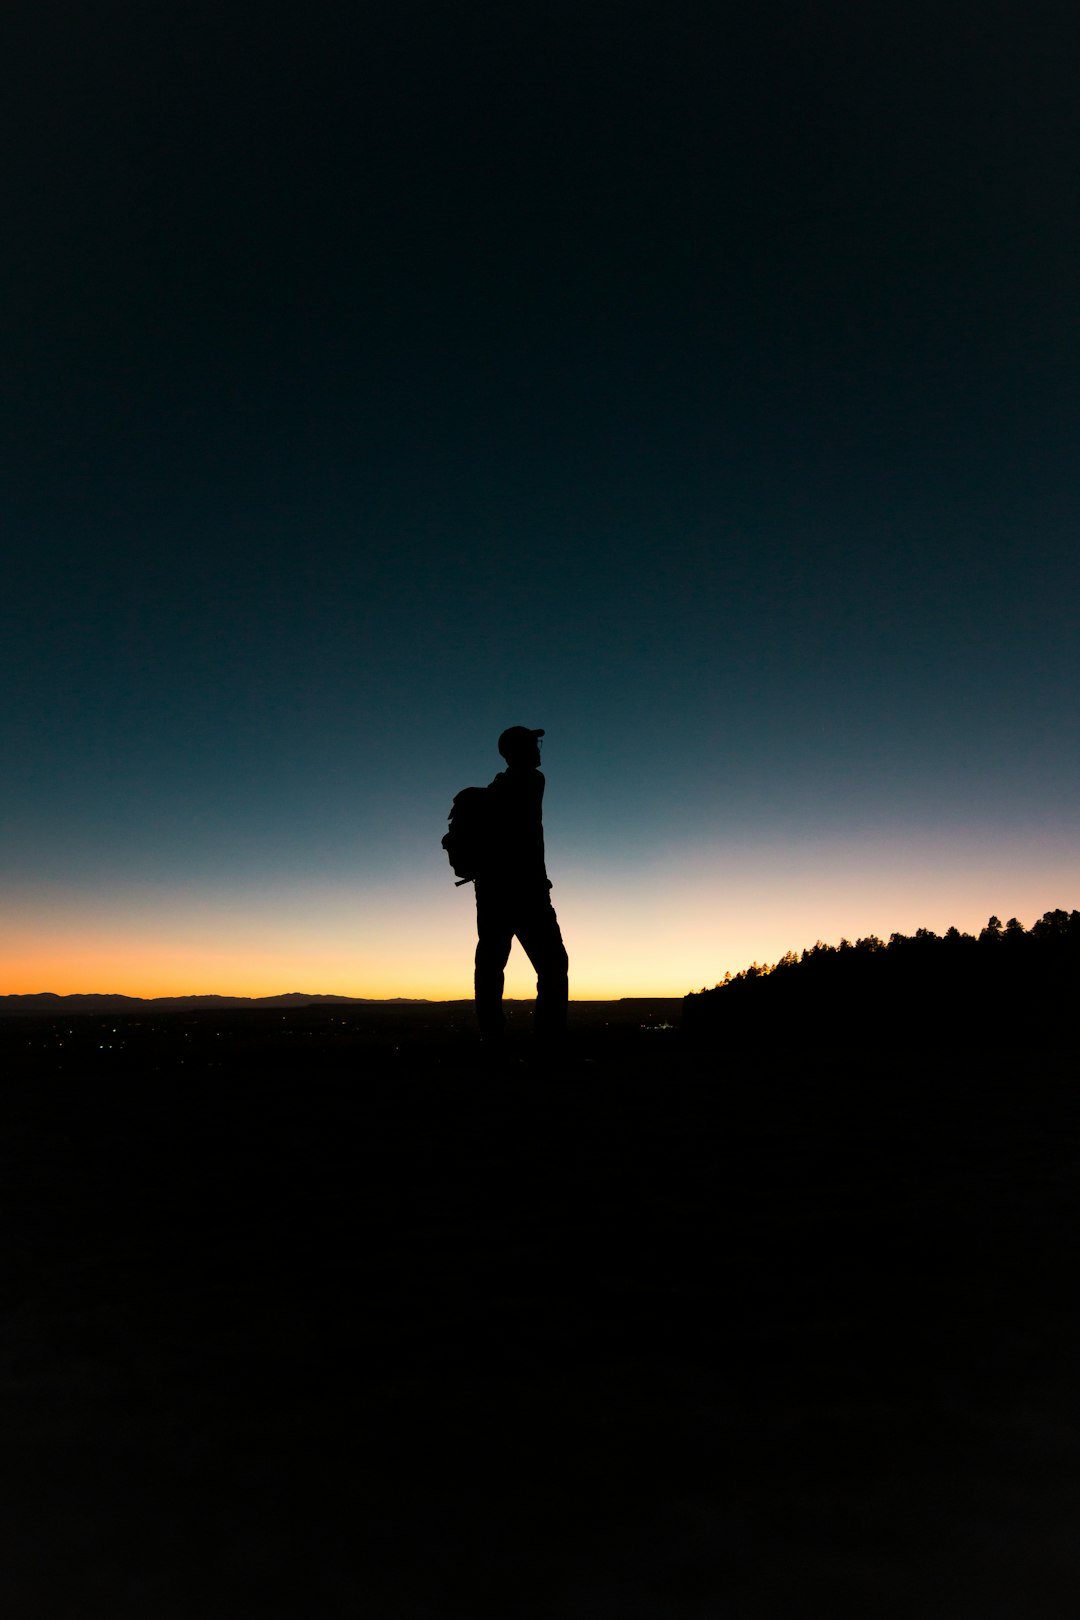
{"left": 0, "top": 992, "right": 680, "bottom": 1019}
{"left": 0, "top": 993, "right": 429, "bottom": 1018}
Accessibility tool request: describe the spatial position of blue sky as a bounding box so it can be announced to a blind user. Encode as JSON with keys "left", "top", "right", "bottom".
{"left": 3, "top": 2, "right": 1078, "bottom": 995}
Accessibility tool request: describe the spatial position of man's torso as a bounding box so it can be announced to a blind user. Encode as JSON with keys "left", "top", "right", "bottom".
{"left": 477, "top": 766, "right": 550, "bottom": 894}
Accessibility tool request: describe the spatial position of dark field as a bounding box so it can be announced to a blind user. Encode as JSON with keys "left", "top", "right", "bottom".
{"left": 1, "top": 1002, "right": 1078, "bottom": 1617}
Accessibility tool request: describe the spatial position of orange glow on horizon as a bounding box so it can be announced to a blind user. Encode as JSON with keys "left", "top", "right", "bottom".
{"left": 4, "top": 840, "right": 1076, "bottom": 1001}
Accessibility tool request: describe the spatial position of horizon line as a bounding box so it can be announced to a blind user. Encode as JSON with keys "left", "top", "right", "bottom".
{"left": 0, "top": 990, "right": 684, "bottom": 1005}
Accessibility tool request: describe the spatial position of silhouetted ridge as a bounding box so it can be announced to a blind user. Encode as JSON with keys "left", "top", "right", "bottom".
{"left": 683, "top": 909, "right": 1080, "bottom": 1047}
{"left": 0, "top": 992, "right": 428, "bottom": 1018}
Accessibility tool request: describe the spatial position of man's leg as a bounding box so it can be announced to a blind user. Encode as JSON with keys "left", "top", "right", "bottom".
{"left": 516, "top": 899, "right": 569, "bottom": 1044}
{"left": 474, "top": 886, "right": 514, "bottom": 1043}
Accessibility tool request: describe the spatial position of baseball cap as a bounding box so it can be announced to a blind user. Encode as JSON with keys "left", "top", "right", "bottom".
{"left": 497, "top": 725, "right": 545, "bottom": 758}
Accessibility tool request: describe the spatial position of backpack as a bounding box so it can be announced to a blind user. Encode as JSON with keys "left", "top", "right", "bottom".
{"left": 441, "top": 785, "right": 493, "bottom": 885}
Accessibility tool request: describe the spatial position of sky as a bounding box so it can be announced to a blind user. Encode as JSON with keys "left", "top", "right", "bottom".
{"left": 3, "top": 1, "right": 1078, "bottom": 999}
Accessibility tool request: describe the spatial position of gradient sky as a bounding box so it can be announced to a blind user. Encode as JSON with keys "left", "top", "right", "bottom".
{"left": 4, "top": 2, "right": 1078, "bottom": 998}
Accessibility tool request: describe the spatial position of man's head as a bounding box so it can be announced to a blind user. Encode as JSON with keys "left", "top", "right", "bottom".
{"left": 498, "top": 725, "right": 544, "bottom": 768}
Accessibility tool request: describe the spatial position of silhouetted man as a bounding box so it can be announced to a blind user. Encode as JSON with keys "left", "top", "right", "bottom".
{"left": 474, "top": 725, "right": 569, "bottom": 1049}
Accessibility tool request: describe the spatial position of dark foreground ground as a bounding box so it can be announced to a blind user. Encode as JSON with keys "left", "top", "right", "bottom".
{"left": 1, "top": 1001, "right": 1078, "bottom": 1617}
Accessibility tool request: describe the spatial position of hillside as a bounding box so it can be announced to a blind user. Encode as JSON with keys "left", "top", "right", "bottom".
{"left": 684, "top": 908, "right": 1079, "bottom": 1045}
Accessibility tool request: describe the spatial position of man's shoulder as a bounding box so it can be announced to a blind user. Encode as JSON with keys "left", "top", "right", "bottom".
{"left": 513, "top": 767, "right": 545, "bottom": 798}
{"left": 489, "top": 767, "right": 544, "bottom": 787}
{"left": 487, "top": 767, "right": 544, "bottom": 807}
